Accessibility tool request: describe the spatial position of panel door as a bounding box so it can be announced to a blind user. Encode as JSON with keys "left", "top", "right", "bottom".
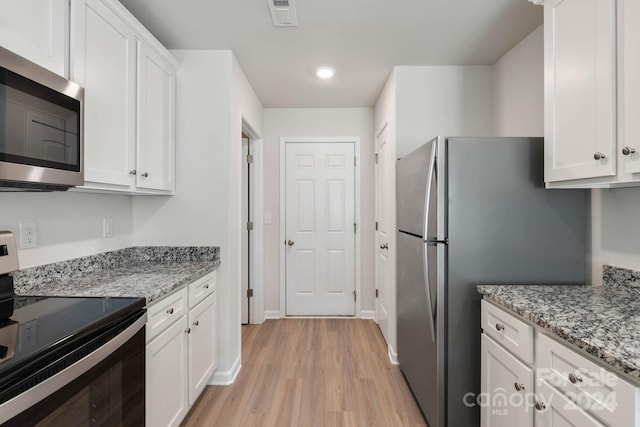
{"left": 544, "top": 0, "right": 616, "bottom": 182}
{"left": 72, "top": 0, "right": 136, "bottom": 188}
{"left": 136, "top": 41, "right": 175, "bottom": 192}
{"left": 0, "top": 0, "right": 68, "bottom": 76}
{"left": 146, "top": 315, "right": 189, "bottom": 427}
{"left": 481, "top": 334, "right": 533, "bottom": 427}
{"left": 285, "top": 142, "right": 355, "bottom": 316}
{"left": 620, "top": 0, "right": 640, "bottom": 174}
{"left": 535, "top": 381, "right": 604, "bottom": 427}
{"left": 188, "top": 293, "right": 216, "bottom": 405}
{"left": 375, "top": 126, "right": 391, "bottom": 345}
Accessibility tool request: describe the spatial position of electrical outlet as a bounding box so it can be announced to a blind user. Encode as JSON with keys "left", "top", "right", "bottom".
{"left": 19, "top": 223, "right": 37, "bottom": 249}
{"left": 103, "top": 218, "right": 114, "bottom": 238}
{"left": 19, "top": 320, "right": 37, "bottom": 351}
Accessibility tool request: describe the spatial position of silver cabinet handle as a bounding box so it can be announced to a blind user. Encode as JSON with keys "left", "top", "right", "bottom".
{"left": 534, "top": 401, "right": 546, "bottom": 411}
{"left": 514, "top": 382, "right": 524, "bottom": 392}
{"left": 166, "top": 308, "right": 174, "bottom": 315}
{"left": 287, "top": 240, "right": 294, "bottom": 246}
{"left": 141, "top": 172, "right": 149, "bottom": 178}
{"left": 193, "top": 320, "right": 199, "bottom": 326}
{"left": 204, "top": 284, "right": 210, "bottom": 289}
{"left": 380, "top": 243, "right": 388, "bottom": 250}
{"left": 129, "top": 169, "right": 137, "bottom": 175}
{"left": 568, "top": 373, "right": 583, "bottom": 384}
{"left": 594, "top": 152, "right": 606, "bottom": 160}
{"left": 622, "top": 146, "right": 636, "bottom": 156}
{"left": 185, "top": 328, "right": 191, "bottom": 334}
{"left": 495, "top": 323, "right": 505, "bottom": 331}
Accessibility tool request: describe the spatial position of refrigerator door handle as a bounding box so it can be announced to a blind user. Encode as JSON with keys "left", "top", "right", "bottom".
{"left": 423, "top": 242, "right": 436, "bottom": 343}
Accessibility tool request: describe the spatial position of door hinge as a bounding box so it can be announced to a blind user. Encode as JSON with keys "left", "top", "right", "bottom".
{"left": 247, "top": 154, "right": 254, "bottom": 164}
{"left": 375, "top": 221, "right": 378, "bottom": 231}
{"left": 354, "top": 156, "right": 357, "bottom": 167}
{"left": 353, "top": 290, "right": 356, "bottom": 302}
{"left": 354, "top": 223, "right": 357, "bottom": 234}
{"left": 247, "top": 289, "right": 254, "bottom": 298}
{"left": 375, "top": 289, "right": 379, "bottom": 298}
{"left": 247, "top": 221, "right": 254, "bottom": 231}
{"left": 375, "top": 153, "right": 379, "bottom": 164}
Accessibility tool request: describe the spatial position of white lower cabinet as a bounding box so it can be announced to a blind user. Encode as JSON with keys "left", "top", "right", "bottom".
{"left": 481, "top": 334, "right": 533, "bottom": 427}
{"left": 481, "top": 300, "right": 640, "bottom": 427}
{"left": 146, "top": 315, "right": 189, "bottom": 427}
{"left": 188, "top": 292, "right": 217, "bottom": 405}
{"left": 146, "top": 272, "right": 218, "bottom": 427}
{"left": 535, "top": 380, "right": 604, "bottom": 427}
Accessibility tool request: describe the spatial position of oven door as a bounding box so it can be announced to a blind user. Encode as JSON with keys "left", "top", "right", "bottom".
{"left": 1, "top": 314, "right": 145, "bottom": 427}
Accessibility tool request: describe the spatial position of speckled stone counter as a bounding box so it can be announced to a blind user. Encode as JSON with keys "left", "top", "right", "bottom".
{"left": 478, "top": 265, "right": 640, "bottom": 382}
{"left": 12, "top": 246, "right": 220, "bottom": 304}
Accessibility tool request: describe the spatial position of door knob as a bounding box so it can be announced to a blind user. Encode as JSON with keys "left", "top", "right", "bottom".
{"left": 622, "top": 146, "right": 636, "bottom": 156}
{"left": 141, "top": 172, "right": 149, "bottom": 178}
{"left": 287, "top": 240, "right": 294, "bottom": 246}
{"left": 129, "top": 169, "right": 137, "bottom": 175}
{"left": 380, "top": 243, "right": 388, "bottom": 250}
{"left": 594, "top": 152, "right": 606, "bottom": 160}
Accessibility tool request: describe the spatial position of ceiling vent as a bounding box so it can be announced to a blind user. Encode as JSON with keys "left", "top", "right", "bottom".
{"left": 268, "top": 0, "right": 298, "bottom": 27}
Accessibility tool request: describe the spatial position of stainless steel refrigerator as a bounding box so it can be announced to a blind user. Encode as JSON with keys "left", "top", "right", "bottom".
{"left": 396, "top": 136, "right": 587, "bottom": 427}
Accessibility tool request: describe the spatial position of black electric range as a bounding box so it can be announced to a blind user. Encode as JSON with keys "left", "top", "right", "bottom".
{"left": 0, "top": 232, "right": 147, "bottom": 426}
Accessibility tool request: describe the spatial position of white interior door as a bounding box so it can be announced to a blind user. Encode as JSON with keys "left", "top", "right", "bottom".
{"left": 241, "top": 135, "right": 251, "bottom": 324}
{"left": 375, "top": 126, "right": 391, "bottom": 344}
{"left": 285, "top": 142, "right": 355, "bottom": 316}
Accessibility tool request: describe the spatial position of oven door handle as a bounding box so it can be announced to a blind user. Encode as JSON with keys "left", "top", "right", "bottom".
{"left": 0, "top": 312, "right": 147, "bottom": 424}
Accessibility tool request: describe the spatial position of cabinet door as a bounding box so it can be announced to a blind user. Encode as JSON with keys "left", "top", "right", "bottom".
{"left": 544, "top": 0, "right": 616, "bottom": 182}
{"left": 481, "top": 334, "right": 534, "bottom": 427}
{"left": 620, "top": 0, "right": 640, "bottom": 174}
{"left": 136, "top": 41, "right": 175, "bottom": 192}
{"left": 146, "top": 315, "right": 189, "bottom": 427}
{"left": 535, "top": 380, "right": 604, "bottom": 427}
{"left": 0, "top": 0, "right": 68, "bottom": 76}
{"left": 72, "top": 0, "right": 136, "bottom": 188}
{"left": 188, "top": 292, "right": 216, "bottom": 405}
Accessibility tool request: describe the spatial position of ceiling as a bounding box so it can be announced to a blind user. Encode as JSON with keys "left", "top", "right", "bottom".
{"left": 118, "top": 0, "right": 542, "bottom": 108}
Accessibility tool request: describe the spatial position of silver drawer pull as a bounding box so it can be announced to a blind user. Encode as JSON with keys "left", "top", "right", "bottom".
{"left": 622, "top": 146, "right": 636, "bottom": 156}
{"left": 594, "top": 152, "right": 606, "bottom": 160}
{"left": 534, "top": 401, "right": 546, "bottom": 411}
{"left": 568, "top": 373, "right": 583, "bottom": 384}
{"left": 514, "top": 382, "right": 524, "bottom": 392}
{"left": 166, "top": 308, "right": 174, "bottom": 315}
{"left": 204, "top": 284, "right": 210, "bottom": 289}
{"left": 495, "top": 323, "right": 505, "bottom": 331}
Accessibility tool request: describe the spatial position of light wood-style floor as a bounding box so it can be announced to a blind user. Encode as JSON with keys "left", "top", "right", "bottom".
{"left": 182, "top": 319, "right": 427, "bottom": 427}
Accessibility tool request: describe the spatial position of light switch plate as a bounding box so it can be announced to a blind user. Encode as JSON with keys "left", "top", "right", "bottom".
{"left": 103, "top": 218, "right": 114, "bottom": 238}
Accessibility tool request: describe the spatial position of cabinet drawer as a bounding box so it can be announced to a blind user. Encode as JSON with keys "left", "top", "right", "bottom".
{"left": 536, "top": 332, "right": 639, "bottom": 426}
{"left": 188, "top": 271, "right": 216, "bottom": 308}
{"left": 481, "top": 300, "right": 533, "bottom": 364}
{"left": 147, "top": 288, "right": 188, "bottom": 342}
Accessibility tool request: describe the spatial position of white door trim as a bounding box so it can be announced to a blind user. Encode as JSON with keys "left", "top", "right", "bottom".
{"left": 279, "top": 136, "right": 362, "bottom": 318}
{"left": 242, "top": 118, "right": 265, "bottom": 324}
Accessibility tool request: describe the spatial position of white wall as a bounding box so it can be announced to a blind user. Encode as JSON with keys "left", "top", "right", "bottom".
{"left": 395, "top": 66, "right": 494, "bottom": 158}
{"left": 492, "top": 26, "right": 544, "bottom": 137}
{"left": 133, "top": 50, "right": 263, "bottom": 382}
{"left": 262, "top": 108, "right": 375, "bottom": 315}
{"left": 0, "top": 191, "right": 133, "bottom": 268}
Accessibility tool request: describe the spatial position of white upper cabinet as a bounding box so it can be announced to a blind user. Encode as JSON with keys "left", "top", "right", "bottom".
{"left": 72, "top": 0, "right": 137, "bottom": 188}
{"left": 136, "top": 41, "right": 176, "bottom": 192}
{"left": 71, "top": 0, "right": 178, "bottom": 194}
{"left": 619, "top": 0, "right": 640, "bottom": 175}
{"left": 0, "top": 0, "right": 68, "bottom": 77}
{"left": 543, "top": 0, "right": 617, "bottom": 183}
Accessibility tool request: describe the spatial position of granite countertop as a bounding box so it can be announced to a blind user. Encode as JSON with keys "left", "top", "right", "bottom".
{"left": 477, "top": 265, "right": 640, "bottom": 382}
{"left": 13, "top": 246, "right": 220, "bottom": 305}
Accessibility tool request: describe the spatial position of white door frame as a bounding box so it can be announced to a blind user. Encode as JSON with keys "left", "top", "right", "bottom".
{"left": 279, "top": 136, "right": 362, "bottom": 318}
{"left": 242, "top": 119, "right": 265, "bottom": 324}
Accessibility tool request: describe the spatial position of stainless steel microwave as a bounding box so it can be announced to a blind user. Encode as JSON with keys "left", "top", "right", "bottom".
{"left": 0, "top": 46, "right": 83, "bottom": 191}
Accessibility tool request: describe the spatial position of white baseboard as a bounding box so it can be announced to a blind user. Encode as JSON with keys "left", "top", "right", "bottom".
{"left": 208, "top": 355, "right": 241, "bottom": 385}
{"left": 264, "top": 310, "right": 281, "bottom": 319}
{"left": 388, "top": 345, "right": 399, "bottom": 365}
{"left": 359, "top": 310, "right": 375, "bottom": 320}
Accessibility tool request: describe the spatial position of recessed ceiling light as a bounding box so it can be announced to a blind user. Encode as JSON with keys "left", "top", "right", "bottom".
{"left": 316, "top": 66, "right": 335, "bottom": 79}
